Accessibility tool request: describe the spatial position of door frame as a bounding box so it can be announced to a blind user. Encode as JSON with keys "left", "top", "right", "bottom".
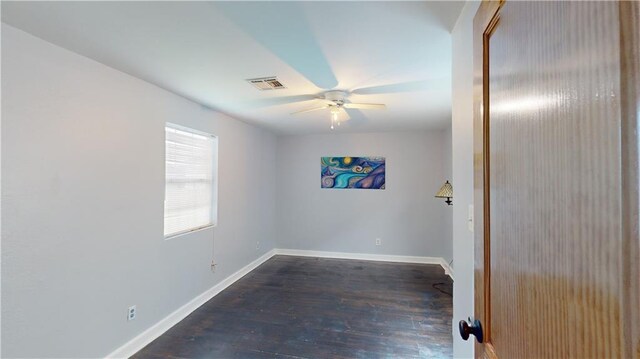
{"left": 472, "top": 1, "right": 503, "bottom": 358}
{"left": 472, "top": 1, "right": 640, "bottom": 358}
{"left": 619, "top": 1, "right": 640, "bottom": 357}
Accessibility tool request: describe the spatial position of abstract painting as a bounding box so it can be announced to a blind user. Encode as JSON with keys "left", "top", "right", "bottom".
{"left": 321, "top": 157, "right": 385, "bottom": 189}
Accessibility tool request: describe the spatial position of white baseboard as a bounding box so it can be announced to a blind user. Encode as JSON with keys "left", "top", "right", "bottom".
{"left": 105, "top": 248, "right": 451, "bottom": 358}
{"left": 439, "top": 258, "right": 454, "bottom": 281}
{"left": 274, "top": 249, "right": 453, "bottom": 280}
{"left": 105, "top": 249, "right": 276, "bottom": 359}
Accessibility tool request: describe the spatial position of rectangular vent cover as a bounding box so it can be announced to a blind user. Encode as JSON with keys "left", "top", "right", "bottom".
{"left": 247, "top": 77, "right": 286, "bottom": 90}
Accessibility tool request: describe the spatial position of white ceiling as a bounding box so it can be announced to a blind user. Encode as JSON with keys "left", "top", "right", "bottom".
{"left": 2, "top": 1, "right": 464, "bottom": 135}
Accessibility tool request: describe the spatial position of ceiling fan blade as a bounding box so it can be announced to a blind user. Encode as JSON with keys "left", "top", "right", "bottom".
{"left": 351, "top": 80, "right": 433, "bottom": 95}
{"left": 215, "top": 3, "right": 338, "bottom": 90}
{"left": 291, "top": 105, "right": 330, "bottom": 115}
{"left": 319, "top": 98, "right": 337, "bottom": 105}
{"left": 338, "top": 107, "right": 351, "bottom": 122}
{"left": 247, "top": 94, "right": 319, "bottom": 108}
{"left": 343, "top": 103, "right": 386, "bottom": 110}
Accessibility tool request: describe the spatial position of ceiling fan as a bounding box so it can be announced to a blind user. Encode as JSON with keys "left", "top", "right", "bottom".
{"left": 290, "top": 90, "right": 386, "bottom": 129}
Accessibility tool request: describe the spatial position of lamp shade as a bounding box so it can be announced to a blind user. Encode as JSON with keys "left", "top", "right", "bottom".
{"left": 435, "top": 180, "right": 453, "bottom": 198}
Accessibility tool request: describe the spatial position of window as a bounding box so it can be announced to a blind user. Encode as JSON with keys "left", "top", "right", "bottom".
{"left": 164, "top": 124, "right": 217, "bottom": 238}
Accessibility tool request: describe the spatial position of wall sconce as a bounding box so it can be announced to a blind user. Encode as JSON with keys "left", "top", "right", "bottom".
{"left": 435, "top": 180, "right": 453, "bottom": 206}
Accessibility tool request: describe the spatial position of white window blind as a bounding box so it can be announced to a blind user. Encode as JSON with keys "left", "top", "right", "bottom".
{"left": 164, "top": 124, "right": 217, "bottom": 238}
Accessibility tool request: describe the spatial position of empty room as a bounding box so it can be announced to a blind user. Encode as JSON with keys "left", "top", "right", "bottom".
{"left": 1, "top": 1, "right": 638, "bottom": 359}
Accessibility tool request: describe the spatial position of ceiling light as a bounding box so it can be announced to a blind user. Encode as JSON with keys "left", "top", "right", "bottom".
{"left": 330, "top": 107, "right": 340, "bottom": 130}
{"left": 289, "top": 90, "right": 386, "bottom": 130}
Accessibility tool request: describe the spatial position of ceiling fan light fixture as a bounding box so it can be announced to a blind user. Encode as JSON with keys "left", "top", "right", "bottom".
{"left": 331, "top": 107, "right": 339, "bottom": 120}
{"left": 289, "top": 89, "right": 386, "bottom": 129}
{"left": 330, "top": 107, "right": 339, "bottom": 130}
{"left": 330, "top": 105, "right": 347, "bottom": 129}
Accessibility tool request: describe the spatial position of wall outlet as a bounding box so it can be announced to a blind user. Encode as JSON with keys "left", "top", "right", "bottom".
{"left": 256, "top": 241, "right": 260, "bottom": 250}
{"left": 210, "top": 260, "right": 217, "bottom": 272}
{"left": 127, "top": 305, "right": 136, "bottom": 321}
{"left": 375, "top": 238, "right": 382, "bottom": 246}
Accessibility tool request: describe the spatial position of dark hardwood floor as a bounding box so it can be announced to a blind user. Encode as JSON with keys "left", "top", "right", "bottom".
{"left": 132, "top": 255, "right": 453, "bottom": 359}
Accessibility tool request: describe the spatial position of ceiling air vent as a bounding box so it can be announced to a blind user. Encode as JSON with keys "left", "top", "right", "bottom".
{"left": 246, "top": 77, "right": 286, "bottom": 91}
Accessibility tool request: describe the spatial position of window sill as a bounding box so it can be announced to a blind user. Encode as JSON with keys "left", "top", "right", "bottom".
{"left": 164, "top": 224, "right": 216, "bottom": 240}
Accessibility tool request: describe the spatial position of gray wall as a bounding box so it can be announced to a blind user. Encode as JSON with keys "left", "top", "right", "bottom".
{"left": 276, "top": 132, "right": 452, "bottom": 260}
{"left": 1, "top": 24, "right": 277, "bottom": 358}
{"left": 451, "top": 2, "right": 480, "bottom": 358}
{"left": 2, "top": 19, "right": 459, "bottom": 359}
{"left": 443, "top": 124, "right": 453, "bottom": 267}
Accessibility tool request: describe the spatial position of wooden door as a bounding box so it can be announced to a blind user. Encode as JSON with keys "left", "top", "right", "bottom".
{"left": 468, "top": 1, "right": 640, "bottom": 358}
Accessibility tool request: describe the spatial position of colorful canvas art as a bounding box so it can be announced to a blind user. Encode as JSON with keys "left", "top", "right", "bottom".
{"left": 321, "top": 157, "right": 386, "bottom": 189}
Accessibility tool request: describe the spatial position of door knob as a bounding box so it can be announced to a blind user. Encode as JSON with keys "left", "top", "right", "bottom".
{"left": 458, "top": 318, "right": 483, "bottom": 343}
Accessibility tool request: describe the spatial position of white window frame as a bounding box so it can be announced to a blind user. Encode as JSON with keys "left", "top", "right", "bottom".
{"left": 164, "top": 123, "right": 218, "bottom": 239}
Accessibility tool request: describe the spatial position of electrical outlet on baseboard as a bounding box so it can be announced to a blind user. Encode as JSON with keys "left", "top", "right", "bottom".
{"left": 375, "top": 238, "right": 381, "bottom": 246}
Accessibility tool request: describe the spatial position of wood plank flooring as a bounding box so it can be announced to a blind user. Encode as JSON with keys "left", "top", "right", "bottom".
{"left": 132, "top": 255, "right": 453, "bottom": 359}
